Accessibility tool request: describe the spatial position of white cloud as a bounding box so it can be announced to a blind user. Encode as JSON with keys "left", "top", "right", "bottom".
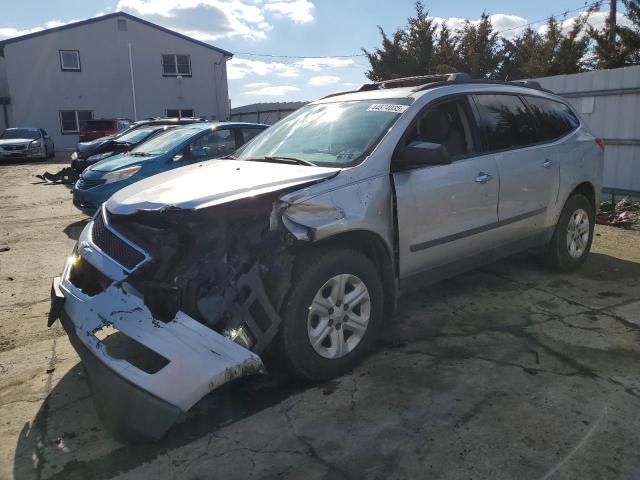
{"left": 308, "top": 75, "right": 340, "bottom": 86}
{"left": 296, "top": 57, "right": 355, "bottom": 71}
{"left": 263, "top": 0, "right": 314, "bottom": 23}
{"left": 538, "top": 11, "right": 631, "bottom": 37}
{"left": 244, "top": 81, "right": 271, "bottom": 88}
{"left": 245, "top": 85, "right": 300, "bottom": 96}
{"left": 228, "top": 58, "right": 299, "bottom": 79}
{"left": 0, "top": 18, "right": 80, "bottom": 40}
{"left": 117, "top": 0, "right": 314, "bottom": 40}
{"left": 430, "top": 14, "right": 528, "bottom": 40}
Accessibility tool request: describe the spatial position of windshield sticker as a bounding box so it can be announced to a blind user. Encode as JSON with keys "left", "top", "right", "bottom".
{"left": 366, "top": 104, "right": 409, "bottom": 113}
{"left": 336, "top": 152, "right": 354, "bottom": 162}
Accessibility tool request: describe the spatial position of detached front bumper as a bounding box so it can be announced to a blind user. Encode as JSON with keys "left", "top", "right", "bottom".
{"left": 50, "top": 221, "right": 265, "bottom": 440}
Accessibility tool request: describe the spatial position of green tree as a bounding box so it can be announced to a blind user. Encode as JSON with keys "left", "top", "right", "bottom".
{"left": 455, "top": 13, "right": 501, "bottom": 78}
{"left": 363, "top": 1, "right": 439, "bottom": 81}
{"left": 498, "top": 16, "right": 591, "bottom": 80}
{"left": 589, "top": 0, "right": 640, "bottom": 68}
{"left": 433, "top": 22, "right": 459, "bottom": 73}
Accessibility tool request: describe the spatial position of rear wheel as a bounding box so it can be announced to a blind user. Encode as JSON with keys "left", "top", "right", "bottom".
{"left": 543, "top": 194, "right": 594, "bottom": 272}
{"left": 278, "top": 248, "right": 383, "bottom": 381}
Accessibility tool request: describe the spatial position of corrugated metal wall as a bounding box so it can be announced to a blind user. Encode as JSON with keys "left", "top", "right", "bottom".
{"left": 534, "top": 65, "right": 640, "bottom": 197}
{"left": 229, "top": 108, "right": 296, "bottom": 125}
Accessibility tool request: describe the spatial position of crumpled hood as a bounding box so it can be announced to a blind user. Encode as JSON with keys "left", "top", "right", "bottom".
{"left": 0, "top": 138, "right": 33, "bottom": 146}
{"left": 106, "top": 159, "right": 341, "bottom": 215}
{"left": 77, "top": 136, "right": 113, "bottom": 153}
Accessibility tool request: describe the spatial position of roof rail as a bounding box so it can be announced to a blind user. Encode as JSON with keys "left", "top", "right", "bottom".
{"left": 358, "top": 72, "right": 472, "bottom": 92}
{"left": 507, "top": 80, "right": 542, "bottom": 90}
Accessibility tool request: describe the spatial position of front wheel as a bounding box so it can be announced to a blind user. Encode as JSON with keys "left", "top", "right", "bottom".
{"left": 542, "top": 194, "right": 595, "bottom": 272}
{"left": 277, "top": 248, "right": 384, "bottom": 381}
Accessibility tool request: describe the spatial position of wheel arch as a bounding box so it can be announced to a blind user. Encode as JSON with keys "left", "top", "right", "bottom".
{"left": 298, "top": 229, "right": 398, "bottom": 319}
{"left": 567, "top": 181, "right": 596, "bottom": 212}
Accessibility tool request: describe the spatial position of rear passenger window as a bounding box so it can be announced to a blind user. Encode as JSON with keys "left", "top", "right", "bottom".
{"left": 475, "top": 94, "right": 538, "bottom": 151}
{"left": 524, "top": 96, "right": 579, "bottom": 141}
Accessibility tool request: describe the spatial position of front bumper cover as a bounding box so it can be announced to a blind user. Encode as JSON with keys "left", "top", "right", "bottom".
{"left": 51, "top": 223, "right": 265, "bottom": 440}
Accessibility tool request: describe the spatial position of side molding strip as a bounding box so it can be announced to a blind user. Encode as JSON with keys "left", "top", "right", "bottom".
{"left": 410, "top": 207, "right": 547, "bottom": 252}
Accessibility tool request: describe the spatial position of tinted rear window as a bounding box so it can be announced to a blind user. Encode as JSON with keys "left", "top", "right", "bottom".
{"left": 524, "top": 96, "right": 579, "bottom": 141}
{"left": 81, "top": 120, "right": 114, "bottom": 131}
{"left": 475, "top": 94, "right": 538, "bottom": 151}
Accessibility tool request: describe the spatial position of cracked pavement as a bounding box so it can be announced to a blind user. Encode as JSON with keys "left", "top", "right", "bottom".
{"left": 1, "top": 159, "right": 640, "bottom": 479}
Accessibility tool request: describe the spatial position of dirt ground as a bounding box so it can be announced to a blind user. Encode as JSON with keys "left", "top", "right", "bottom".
{"left": 1, "top": 157, "right": 640, "bottom": 480}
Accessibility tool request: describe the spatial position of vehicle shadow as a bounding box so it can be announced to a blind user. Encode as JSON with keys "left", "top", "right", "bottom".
{"left": 12, "top": 362, "right": 306, "bottom": 480}
{"left": 12, "top": 251, "right": 640, "bottom": 480}
{"left": 63, "top": 219, "right": 90, "bottom": 240}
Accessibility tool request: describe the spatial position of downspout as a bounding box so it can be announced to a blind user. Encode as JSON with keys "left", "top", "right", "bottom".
{"left": 2, "top": 104, "right": 8, "bottom": 129}
{"left": 128, "top": 43, "right": 137, "bottom": 121}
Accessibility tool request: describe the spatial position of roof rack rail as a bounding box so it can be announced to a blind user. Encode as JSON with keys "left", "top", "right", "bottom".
{"left": 508, "top": 80, "right": 543, "bottom": 90}
{"left": 358, "top": 72, "right": 472, "bottom": 92}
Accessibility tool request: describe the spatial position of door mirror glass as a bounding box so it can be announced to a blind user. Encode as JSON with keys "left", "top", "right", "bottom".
{"left": 402, "top": 141, "right": 450, "bottom": 166}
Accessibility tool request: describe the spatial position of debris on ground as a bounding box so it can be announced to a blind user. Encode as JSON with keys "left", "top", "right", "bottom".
{"left": 34, "top": 167, "right": 79, "bottom": 185}
{"left": 0, "top": 246, "right": 9, "bottom": 252}
{"left": 597, "top": 199, "right": 640, "bottom": 229}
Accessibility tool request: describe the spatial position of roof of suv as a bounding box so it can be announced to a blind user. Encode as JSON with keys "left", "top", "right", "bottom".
{"left": 313, "top": 73, "right": 557, "bottom": 104}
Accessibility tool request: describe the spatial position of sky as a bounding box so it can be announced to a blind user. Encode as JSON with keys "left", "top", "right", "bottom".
{"left": 0, "top": 0, "right": 627, "bottom": 108}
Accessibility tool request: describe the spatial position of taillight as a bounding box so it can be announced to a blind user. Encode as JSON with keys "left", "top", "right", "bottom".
{"left": 595, "top": 138, "right": 605, "bottom": 150}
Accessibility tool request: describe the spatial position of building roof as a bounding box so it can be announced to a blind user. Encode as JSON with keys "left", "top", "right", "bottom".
{"left": 0, "top": 12, "right": 233, "bottom": 58}
{"left": 231, "top": 101, "right": 308, "bottom": 115}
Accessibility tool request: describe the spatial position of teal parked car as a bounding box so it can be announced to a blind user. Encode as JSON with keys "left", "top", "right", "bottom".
{"left": 72, "top": 122, "right": 268, "bottom": 214}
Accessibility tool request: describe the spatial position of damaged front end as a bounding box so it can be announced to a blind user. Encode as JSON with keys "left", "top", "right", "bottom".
{"left": 51, "top": 168, "right": 336, "bottom": 440}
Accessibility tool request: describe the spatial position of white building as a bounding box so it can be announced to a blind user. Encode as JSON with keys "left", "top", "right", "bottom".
{"left": 0, "top": 12, "right": 232, "bottom": 150}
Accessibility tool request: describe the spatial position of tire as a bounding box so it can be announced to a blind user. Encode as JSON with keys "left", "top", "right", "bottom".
{"left": 277, "top": 248, "right": 384, "bottom": 381}
{"left": 543, "top": 194, "right": 595, "bottom": 272}
{"left": 49, "top": 145, "right": 55, "bottom": 159}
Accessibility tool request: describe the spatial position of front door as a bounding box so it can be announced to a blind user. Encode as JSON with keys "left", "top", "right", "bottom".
{"left": 393, "top": 96, "right": 500, "bottom": 278}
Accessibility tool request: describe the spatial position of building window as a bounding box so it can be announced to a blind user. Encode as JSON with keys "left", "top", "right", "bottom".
{"left": 162, "top": 54, "right": 191, "bottom": 76}
{"left": 59, "top": 50, "right": 81, "bottom": 71}
{"left": 166, "top": 109, "right": 194, "bottom": 118}
{"left": 60, "top": 110, "right": 93, "bottom": 133}
{"left": 117, "top": 19, "right": 127, "bottom": 31}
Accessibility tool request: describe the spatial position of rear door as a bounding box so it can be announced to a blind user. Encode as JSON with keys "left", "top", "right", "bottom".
{"left": 393, "top": 95, "right": 500, "bottom": 278}
{"left": 473, "top": 93, "right": 560, "bottom": 239}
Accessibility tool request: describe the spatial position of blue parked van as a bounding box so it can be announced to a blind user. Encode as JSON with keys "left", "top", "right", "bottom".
{"left": 72, "top": 122, "right": 267, "bottom": 213}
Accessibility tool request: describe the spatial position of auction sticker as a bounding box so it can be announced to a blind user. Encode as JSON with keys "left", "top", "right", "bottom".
{"left": 366, "top": 104, "right": 409, "bottom": 113}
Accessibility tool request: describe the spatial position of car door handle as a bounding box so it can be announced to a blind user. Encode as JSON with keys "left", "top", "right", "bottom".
{"left": 475, "top": 172, "right": 493, "bottom": 184}
{"left": 543, "top": 159, "right": 553, "bottom": 168}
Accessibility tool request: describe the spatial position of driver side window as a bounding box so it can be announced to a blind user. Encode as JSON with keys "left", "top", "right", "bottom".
{"left": 406, "top": 97, "right": 476, "bottom": 160}
{"left": 187, "top": 129, "right": 236, "bottom": 160}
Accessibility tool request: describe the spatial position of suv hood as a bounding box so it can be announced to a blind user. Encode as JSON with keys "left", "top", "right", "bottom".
{"left": 106, "top": 159, "right": 341, "bottom": 215}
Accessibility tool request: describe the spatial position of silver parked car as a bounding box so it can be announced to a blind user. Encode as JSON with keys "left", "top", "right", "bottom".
{"left": 49, "top": 74, "right": 603, "bottom": 440}
{"left": 0, "top": 127, "right": 55, "bottom": 160}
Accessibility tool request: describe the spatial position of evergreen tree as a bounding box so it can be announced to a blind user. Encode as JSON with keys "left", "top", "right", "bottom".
{"left": 455, "top": 13, "right": 501, "bottom": 78}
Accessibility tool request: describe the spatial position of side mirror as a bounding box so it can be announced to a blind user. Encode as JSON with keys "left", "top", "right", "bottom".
{"left": 401, "top": 141, "right": 450, "bottom": 166}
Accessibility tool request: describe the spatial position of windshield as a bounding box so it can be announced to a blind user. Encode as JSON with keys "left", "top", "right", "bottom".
{"left": 235, "top": 99, "right": 411, "bottom": 166}
{"left": 1, "top": 129, "right": 40, "bottom": 140}
{"left": 115, "top": 127, "right": 164, "bottom": 145}
{"left": 128, "top": 127, "right": 198, "bottom": 156}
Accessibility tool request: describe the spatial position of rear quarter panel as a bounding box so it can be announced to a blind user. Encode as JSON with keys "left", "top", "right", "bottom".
{"left": 549, "top": 125, "right": 604, "bottom": 225}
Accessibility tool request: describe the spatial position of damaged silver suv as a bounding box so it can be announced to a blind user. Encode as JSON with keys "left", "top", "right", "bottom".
{"left": 49, "top": 73, "right": 604, "bottom": 440}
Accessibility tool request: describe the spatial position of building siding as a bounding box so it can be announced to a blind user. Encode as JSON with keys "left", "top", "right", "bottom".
{"left": 534, "top": 66, "right": 640, "bottom": 196}
{"left": 2, "top": 14, "right": 230, "bottom": 150}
